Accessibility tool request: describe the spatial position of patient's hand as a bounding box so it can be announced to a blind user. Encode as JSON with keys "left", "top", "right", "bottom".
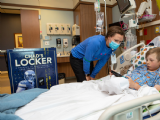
{"left": 109, "top": 72, "right": 112, "bottom": 77}
{"left": 126, "top": 76, "right": 141, "bottom": 90}
{"left": 154, "top": 85, "right": 160, "bottom": 91}
{"left": 109, "top": 70, "right": 115, "bottom": 77}
{"left": 126, "top": 76, "right": 135, "bottom": 89}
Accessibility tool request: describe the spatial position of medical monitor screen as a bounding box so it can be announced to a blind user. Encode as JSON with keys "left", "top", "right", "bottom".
{"left": 117, "top": 0, "right": 131, "bottom": 14}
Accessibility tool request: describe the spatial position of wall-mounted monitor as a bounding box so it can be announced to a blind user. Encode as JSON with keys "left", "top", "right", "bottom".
{"left": 117, "top": 0, "right": 136, "bottom": 14}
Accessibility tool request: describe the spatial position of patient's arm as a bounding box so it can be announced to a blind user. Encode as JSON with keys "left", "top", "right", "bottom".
{"left": 126, "top": 76, "right": 141, "bottom": 90}
{"left": 134, "top": 83, "right": 141, "bottom": 90}
{"left": 154, "top": 85, "right": 160, "bottom": 91}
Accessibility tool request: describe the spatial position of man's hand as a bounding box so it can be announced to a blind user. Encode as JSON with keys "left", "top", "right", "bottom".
{"left": 90, "top": 77, "right": 95, "bottom": 80}
{"left": 86, "top": 76, "right": 95, "bottom": 81}
{"left": 86, "top": 76, "right": 91, "bottom": 81}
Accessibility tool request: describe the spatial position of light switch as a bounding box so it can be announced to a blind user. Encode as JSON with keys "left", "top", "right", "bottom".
{"left": 45, "top": 41, "right": 50, "bottom": 45}
{"left": 140, "top": 30, "right": 143, "bottom": 36}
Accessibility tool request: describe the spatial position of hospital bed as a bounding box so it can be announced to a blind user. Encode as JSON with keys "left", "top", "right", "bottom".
{"left": 100, "top": 42, "right": 160, "bottom": 120}
{"left": 13, "top": 42, "right": 160, "bottom": 120}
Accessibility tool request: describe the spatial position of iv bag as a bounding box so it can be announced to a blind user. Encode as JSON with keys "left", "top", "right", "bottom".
{"left": 96, "top": 12, "right": 104, "bottom": 32}
{"left": 94, "top": 1, "right": 100, "bottom": 12}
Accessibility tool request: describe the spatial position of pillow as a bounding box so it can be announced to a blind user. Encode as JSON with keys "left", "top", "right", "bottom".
{"left": 131, "top": 45, "right": 156, "bottom": 68}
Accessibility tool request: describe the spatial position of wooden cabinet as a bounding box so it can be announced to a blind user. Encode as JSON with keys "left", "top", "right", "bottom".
{"left": 57, "top": 57, "right": 70, "bottom": 63}
{"left": 57, "top": 57, "right": 75, "bottom": 78}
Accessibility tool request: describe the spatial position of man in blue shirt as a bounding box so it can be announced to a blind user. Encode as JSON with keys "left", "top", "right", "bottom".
{"left": 70, "top": 26, "right": 124, "bottom": 82}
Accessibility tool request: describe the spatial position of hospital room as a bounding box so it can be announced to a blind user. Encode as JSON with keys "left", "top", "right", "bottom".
{"left": 1, "top": 0, "right": 160, "bottom": 120}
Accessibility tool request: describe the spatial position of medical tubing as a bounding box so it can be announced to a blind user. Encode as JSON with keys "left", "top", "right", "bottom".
{"left": 119, "top": 17, "right": 128, "bottom": 30}
{"left": 98, "top": 94, "right": 160, "bottom": 120}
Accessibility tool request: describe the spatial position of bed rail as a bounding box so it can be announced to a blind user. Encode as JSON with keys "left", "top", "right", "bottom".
{"left": 98, "top": 93, "right": 160, "bottom": 120}
{"left": 112, "top": 42, "right": 145, "bottom": 72}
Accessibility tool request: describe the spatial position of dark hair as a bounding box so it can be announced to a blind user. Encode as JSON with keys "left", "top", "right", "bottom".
{"left": 105, "top": 26, "right": 125, "bottom": 38}
{"left": 145, "top": 47, "right": 160, "bottom": 61}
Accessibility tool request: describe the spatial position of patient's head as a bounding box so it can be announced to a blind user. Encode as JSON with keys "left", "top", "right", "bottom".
{"left": 145, "top": 47, "right": 160, "bottom": 71}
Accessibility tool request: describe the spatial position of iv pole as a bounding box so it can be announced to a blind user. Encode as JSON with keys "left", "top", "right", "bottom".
{"left": 104, "top": 0, "right": 107, "bottom": 34}
{"left": 104, "top": 0, "right": 110, "bottom": 74}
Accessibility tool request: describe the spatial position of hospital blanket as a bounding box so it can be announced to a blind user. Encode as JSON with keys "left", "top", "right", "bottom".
{"left": 15, "top": 76, "right": 159, "bottom": 120}
{"left": 0, "top": 88, "right": 48, "bottom": 120}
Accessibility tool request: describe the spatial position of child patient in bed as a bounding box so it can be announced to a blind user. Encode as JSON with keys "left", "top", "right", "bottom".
{"left": 126, "top": 47, "right": 160, "bottom": 91}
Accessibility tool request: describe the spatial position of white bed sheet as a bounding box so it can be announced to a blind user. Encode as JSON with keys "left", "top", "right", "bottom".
{"left": 15, "top": 76, "right": 159, "bottom": 120}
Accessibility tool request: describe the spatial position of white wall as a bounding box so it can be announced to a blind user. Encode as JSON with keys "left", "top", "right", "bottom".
{"left": 112, "top": 5, "right": 121, "bottom": 23}
{"left": 1, "top": 0, "right": 74, "bottom": 9}
{"left": 41, "top": 9, "right": 74, "bottom": 53}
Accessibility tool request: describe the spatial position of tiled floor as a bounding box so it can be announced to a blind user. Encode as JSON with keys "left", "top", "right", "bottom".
{"left": 0, "top": 73, "right": 77, "bottom": 94}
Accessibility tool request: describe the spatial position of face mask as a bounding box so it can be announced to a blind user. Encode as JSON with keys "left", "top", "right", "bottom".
{"left": 109, "top": 40, "right": 120, "bottom": 50}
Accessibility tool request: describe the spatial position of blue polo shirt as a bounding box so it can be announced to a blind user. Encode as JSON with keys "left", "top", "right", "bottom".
{"left": 71, "top": 35, "right": 114, "bottom": 78}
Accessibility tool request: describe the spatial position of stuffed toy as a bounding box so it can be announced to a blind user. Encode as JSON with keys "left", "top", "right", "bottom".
{"left": 120, "top": 64, "right": 133, "bottom": 75}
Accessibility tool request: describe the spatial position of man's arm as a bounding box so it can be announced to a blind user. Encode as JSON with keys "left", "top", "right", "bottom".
{"left": 90, "top": 55, "right": 110, "bottom": 78}
{"left": 83, "top": 38, "right": 100, "bottom": 75}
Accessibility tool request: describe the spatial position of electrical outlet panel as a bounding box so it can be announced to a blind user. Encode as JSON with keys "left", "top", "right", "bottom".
{"left": 53, "top": 23, "right": 60, "bottom": 34}
{"left": 47, "top": 23, "right": 54, "bottom": 34}
{"left": 60, "top": 24, "right": 65, "bottom": 34}
{"left": 65, "top": 24, "right": 71, "bottom": 35}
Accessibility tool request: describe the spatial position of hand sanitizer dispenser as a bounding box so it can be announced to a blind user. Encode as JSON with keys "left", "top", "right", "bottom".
{"left": 56, "top": 38, "right": 61, "bottom": 48}
{"left": 72, "top": 24, "right": 80, "bottom": 36}
{"left": 63, "top": 39, "right": 68, "bottom": 48}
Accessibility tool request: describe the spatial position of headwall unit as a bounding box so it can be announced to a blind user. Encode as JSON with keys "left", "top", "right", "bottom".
{"left": 47, "top": 23, "right": 71, "bottom": 35}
